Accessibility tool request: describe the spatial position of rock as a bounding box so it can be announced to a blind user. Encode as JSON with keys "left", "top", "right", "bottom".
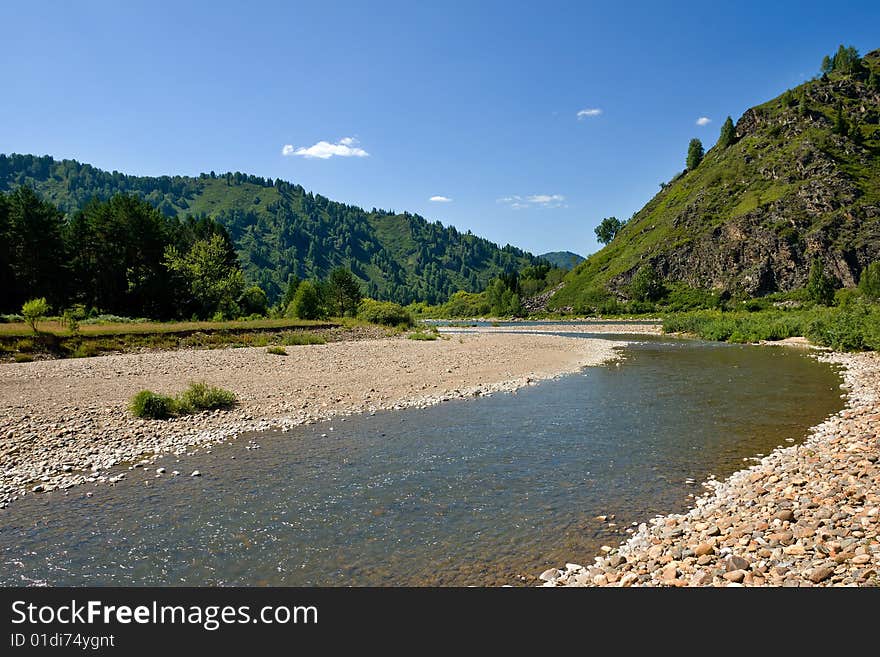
{"left": 775, "top": 509, "right": 795, "bottom": 522}
{"left": 619, "top": 573, "right": 638, "bottom": 588}
{"left": 694, "top": 543, "right": 714, "bottom": 557}
{"left": 155, "top": 467, "right": 165, "bottom": 474}
{"left": 661, "top": 564, "right": 679, "bottom": 582}
{"left": 190, "top": 470, "right": 201, "bottom": 477}
{"left": 31, "top": 484, "right": 44, "bottom": 493}
{"left": 539, "top": 568, "right": 559, "bottom": 582}
{"left": 722, "top": 570, "right": 747, "bottom": 583}
{"left": 726, "top": 555, "right": 751, "bottom": 572}
{"left": 808, "top": 566, "right": 834, "bottom": 583}
{"left": 690, "top": 571, "right": 713, "bottom": 586}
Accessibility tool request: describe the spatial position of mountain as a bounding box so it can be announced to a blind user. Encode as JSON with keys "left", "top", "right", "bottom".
{"left": 549, "top": 47, "right": 880, "bottom": 312}
{"left": 0, "top": 155, "right": 537, "bottom": 305}
{"left": 538, "top": 251, "right": 585, "bottom": 270}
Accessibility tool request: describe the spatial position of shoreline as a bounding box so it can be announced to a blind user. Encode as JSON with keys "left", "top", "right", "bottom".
{"left": 0, "top": 332, "right": 622, "bottom": 508}
{"left": 542, "top": 349, "right": 880, "bottom": 587}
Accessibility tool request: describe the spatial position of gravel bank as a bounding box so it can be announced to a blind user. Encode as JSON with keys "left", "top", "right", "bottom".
{"left": 542, "top": 350, "right": 880, "bottom": 587}
{"left": 0, "top": 332, "right": 620, "bottom": 507}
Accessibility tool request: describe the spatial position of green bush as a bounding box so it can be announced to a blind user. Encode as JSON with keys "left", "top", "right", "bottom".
{"left": 129, "top": 382, "right": 237, "bottom": 419}
{"left": 13, "top": 353, "right": 34, "bottom": 363}
{"left": 629, "top": 265, "right": 665, "bottom": 302}
{"left": 266, "top": 346, "right": 287, "bottom": 355}
{"left": 357, "top": 299, "right": 414, "bottom": 326}
{"left": 130, "top": 390, "right": 177, "bottom": 419}
{"left": 407, "top": 331, "right": 438, "bottom": 341}
{"left": 177, "top": 382, "right": 237, "bottom": 414}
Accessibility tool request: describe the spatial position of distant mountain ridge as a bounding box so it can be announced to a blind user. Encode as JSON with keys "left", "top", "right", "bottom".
{"left": 550, "top": 47, "right": 880, "bottom": 311}
{"left": 0, "top": 154, "right": 537, "bottom": 304}
{"left": 538, "top": 251, "right": 585, "bottom": 270}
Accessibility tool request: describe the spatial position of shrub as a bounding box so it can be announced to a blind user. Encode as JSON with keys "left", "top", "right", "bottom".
{"left": 71, "top": 342, "right": 99, "bottom": 358}
{"left": 357, "top": 299, "right": 413, "bottom": 326}
{"left": 266, "top": 346, "right": 287, "bottom": 355}
{"left": 177, "top": 382, "right": 237, "bottom": 414}
{"left": 13, "top": 353, "right": 34, "bottom": 363}
{"left": 629, "top": 265, "right": 665, "bottom": 302}
{"left": 130, "top": 390, "right": 177, "bottom": 419}
{"left": 21, "top": 298, "right": 50, "bottom": 333}
{"left": 129, "top": 382, "right": 236, "bottom": 419}
{"left": 407, "top": 331, "right": 438, "bottom": 341}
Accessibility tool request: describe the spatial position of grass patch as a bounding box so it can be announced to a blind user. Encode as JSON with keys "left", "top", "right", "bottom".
{"left": 407, "top": 330, "right": 439, "bottom": 341}
{"left": 129, "top": 382, "right": 237, "bottom": 419}
{"left": 266, "top": 346, "right": 287, "bottom": 355}
{"left": 13, "top": 353, "right": 34, "bottom": 363}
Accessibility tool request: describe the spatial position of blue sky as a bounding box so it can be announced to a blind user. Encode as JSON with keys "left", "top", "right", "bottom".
{"left": 2, "top": 1, "right": 879, "bottom": 257}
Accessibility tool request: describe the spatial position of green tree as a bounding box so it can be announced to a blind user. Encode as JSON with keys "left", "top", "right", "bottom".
{"left": 858, "top": 262, "right": 880, "bottom": 300}
{"left": 6, "top": 186, "right": 67, "bottom": 308}
{"left": 164, "top": 234, "right": 245, "bottom": 319}
{"left": 281, "top": 274, "right": 301, "bottom": 309}
{"left": 629, "top": 264, "right": 665, "bottom": 302}
{"left": 821, "top": 55, "right": 834, "bottom": 75}
{"left": 594, "top": 216, "right": 624, "bottom": 245}
{"left": 21, "top": 297, "right": 50, "bottom": 333}
{"left": 686, "top": 138, "right": 704, "bottom": 170}
{"left": 807, "top": 259, "right": 835, "bottom": 306}
{"left": 869, "top": 69, "right": 880, "bottom": 91}
{"left": 327, "top": 267, "right": 362, "bottom": 316}
{"left": 0, "top": 194, "right": 13, "bottom": 311}
{"left": 831, "top": 44, "right": 862, "bottom": 75}
{"left": 238, "top": 285, "right": 268, "bottom": 316}
{"left": 67, "top": 195, "right": 173, "bottom": 318}
{"left": 717, "top": 116, "right": 736, "bottom": 148}
{"left": 289, "top": 280, "right": 322, "bottom": 319}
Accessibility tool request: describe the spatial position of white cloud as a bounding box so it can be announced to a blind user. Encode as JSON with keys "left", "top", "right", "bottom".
{"left": 696, "top": 116, "right": 711, "bottom": 126}
{"left": 429, "top": 195, "right": 452, "bottom": 202}
{"left": 497, "top": 194, "right": 566, "bottom": 209}
{"left": 281, "top": 137, "right": 369, "bottom": 159}
{"left": 577, "top": 108, "right": 602, "bottom": 119}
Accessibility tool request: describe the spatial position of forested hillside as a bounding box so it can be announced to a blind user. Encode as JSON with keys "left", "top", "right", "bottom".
{"left": 0, "top": 154, "right": 536, "bottom": 304}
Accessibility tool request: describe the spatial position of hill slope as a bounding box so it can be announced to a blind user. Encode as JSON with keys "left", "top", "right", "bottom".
{"left": 0, "top": 155, "right": 536, "bottom": 304}
{"left": 551, "top": 48, "right": 880, "bottom": 311}
{"left": 538, "top": 251, "right": 585, "bottom": 270}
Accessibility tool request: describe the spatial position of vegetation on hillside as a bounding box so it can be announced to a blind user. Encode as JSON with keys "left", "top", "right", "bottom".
{"left": 0, "top": 154, "right": 538, "bottom": 305}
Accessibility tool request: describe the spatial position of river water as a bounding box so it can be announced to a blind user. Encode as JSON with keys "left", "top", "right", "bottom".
{"left": 0, "top": 333, "right": 843, "bottom": 586}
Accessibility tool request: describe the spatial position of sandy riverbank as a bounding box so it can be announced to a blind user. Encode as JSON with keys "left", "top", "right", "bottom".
{"left": 0, "top": 332, "right": 620, "bottom": 507}
{"left": 542, "top": 349, "right": 880, "bottom": 587}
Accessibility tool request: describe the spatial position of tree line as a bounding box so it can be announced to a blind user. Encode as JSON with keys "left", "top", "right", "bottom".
{"left": 0, "top": 187, "right": 258, "bottom": 319}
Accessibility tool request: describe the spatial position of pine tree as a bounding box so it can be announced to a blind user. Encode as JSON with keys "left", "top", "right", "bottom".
{"left": 717, "top": 116, "right": 736, "bottom": 148}
{"left": 821, "top": 55, "right": 833, "bottom": 76}
{"left": 686, "top": 138, "right": 704, "bottom": 170}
